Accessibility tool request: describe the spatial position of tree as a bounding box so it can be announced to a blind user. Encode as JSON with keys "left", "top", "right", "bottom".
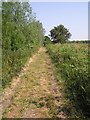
{"left": 2, "top": 2, "right": 44, "bottom": 87}
{"left": 50, "top": 24, "right": 71, "bottom": 43}
{"left": 44, "top": 36, "right": 51, "bottom": 46}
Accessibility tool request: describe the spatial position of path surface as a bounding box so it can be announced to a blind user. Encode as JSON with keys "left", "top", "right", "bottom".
{"left": 3, "top": 47, "right": 68, "bottom": 118}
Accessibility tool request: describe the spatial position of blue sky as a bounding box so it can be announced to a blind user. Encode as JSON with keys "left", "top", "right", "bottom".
{"left": 30, "top": 2, "right": 88, "bottom": 40}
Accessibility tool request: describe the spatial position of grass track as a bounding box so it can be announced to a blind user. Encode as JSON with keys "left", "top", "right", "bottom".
{"left": 3, "top": 47, "right": 67, "bottom": 118}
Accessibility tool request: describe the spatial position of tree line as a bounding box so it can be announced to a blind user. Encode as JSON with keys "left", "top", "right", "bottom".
{"left": 44, "top": 24, "right": 88, "bottom": 45}
{"left": 2, "top": 2, "right": 44, "bottom": 87}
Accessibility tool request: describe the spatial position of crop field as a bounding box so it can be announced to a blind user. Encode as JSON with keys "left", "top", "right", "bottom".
{"left": 47, "top": 43, "right": 90, "bottom": 117}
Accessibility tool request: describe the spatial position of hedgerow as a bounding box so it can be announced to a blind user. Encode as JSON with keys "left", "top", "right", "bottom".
{"left": 2, "top": 2, "right": 44, "bottom": 88}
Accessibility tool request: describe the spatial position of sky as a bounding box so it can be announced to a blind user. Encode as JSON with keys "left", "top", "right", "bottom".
{"left": 30, "top": 2, "right": 88, "bottom": 40}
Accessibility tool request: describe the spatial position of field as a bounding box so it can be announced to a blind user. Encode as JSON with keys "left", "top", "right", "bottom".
{"left": 46, "top": 43, "right": 90, "bottom": 117}
{"left": 2, "top": 2, "right": 90, "bottom": 119}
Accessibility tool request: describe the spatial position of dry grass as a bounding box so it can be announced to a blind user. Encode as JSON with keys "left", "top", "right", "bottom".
{"left": 3, "top": 47, "right": 67, "bottom": 118}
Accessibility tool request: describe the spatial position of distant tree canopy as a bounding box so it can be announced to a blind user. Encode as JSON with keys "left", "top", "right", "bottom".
{"left": 50, "top": 24, "right": 71, "bottom": 44}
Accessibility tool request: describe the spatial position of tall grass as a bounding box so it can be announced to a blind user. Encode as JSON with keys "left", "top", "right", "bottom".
{"left": 47, "top": 43, "right": 90, "bottom": 117}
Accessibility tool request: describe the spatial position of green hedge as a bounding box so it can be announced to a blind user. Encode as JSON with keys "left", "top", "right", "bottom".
{"left": 2, "top": 2, "right": 44, "bottom": 88}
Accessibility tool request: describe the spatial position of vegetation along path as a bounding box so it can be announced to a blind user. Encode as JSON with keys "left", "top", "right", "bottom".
{"left": 3, "top": 47, "right": 68, "bottom": 118}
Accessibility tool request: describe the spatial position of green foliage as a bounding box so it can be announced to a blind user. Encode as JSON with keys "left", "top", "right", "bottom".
{"left": 43, "top": 36, "right": 51, "bottom": 46}
{"left": 50, "top": 24, "right": 71, "bottom": 43}
{"left": 2, "top": 2, "right": 44, "bottom": 88}
{"left": 47, "top": 43, "right": 90, "bottom": 117}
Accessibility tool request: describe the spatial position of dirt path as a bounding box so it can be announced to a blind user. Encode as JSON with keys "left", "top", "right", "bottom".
{"left": 2, "top": 48, "right": 41, "bottom": 113}
{"left": 3, "top": 47, "right": 68, "bottom": 118}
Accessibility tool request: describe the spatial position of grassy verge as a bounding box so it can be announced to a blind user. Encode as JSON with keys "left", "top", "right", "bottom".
{"left": 2, "top": 45, "right": 40, "bottom": 88}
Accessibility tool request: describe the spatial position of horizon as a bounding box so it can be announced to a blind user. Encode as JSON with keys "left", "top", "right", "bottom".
{"left": 30, "top": 2, "right": 88, "bottom": 41}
